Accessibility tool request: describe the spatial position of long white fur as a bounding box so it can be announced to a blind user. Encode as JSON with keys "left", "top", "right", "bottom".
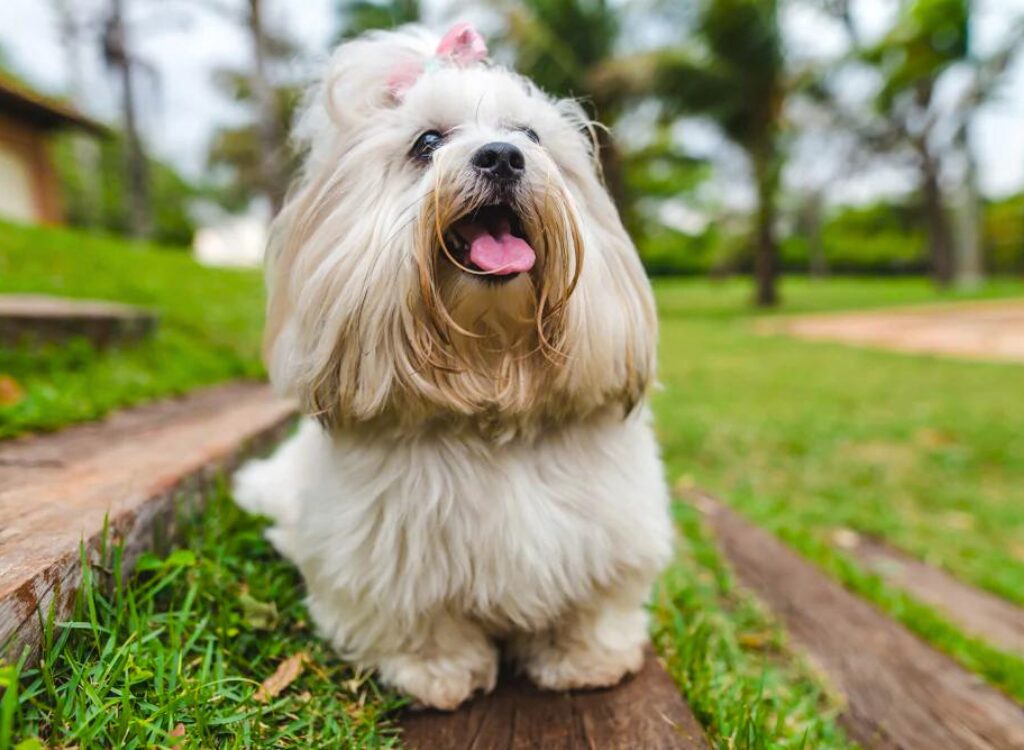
{"left": 233, "top": 26, "right": 673, "bottom": 710}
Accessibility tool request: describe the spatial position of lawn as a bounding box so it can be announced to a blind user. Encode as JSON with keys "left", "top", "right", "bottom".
{"left": 0, "top": 221, "right": 264, "bottom": 437}
{"left": 2, "top": 225, "right": 1022, "bottom": 748}
{"left": 653, "top": 276, "right": 1024, "bottom": 700}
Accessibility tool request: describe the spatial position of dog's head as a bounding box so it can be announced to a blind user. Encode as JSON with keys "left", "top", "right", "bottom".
{"left": 265, "top": 25, "right": 656, "bottom": 433}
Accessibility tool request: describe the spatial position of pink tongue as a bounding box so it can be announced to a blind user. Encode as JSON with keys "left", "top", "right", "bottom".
{"left": 469, "top": 233, "right": 535, "bottom": 275}
{"left": 459, "top": 221, "right": 535, "bottom": 275}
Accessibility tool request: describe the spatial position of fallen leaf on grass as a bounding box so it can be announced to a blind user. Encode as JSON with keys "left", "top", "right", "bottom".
{"left": 0, "top": 374, "right": 24, "bottom": 407}
{"left": 914, "top": 427, "right": 956, "bottom": 448}
{"left": 942, "top": 510, "right": 975, "bottom": 531}
{"left": 738, "top": 630, "right": 776, "bottom": 651}
{"left": 239, "top": 591, "right": 279, "bottom": 630}
{"left": 12, "top": 738, "right": 45, "bottom": 750}
{"left": 831, "top": 527, "right": 861, "bottom": 549}
{"left": 255, "top": 652, "right": 307, "bottom": 703}
{"left": 168, "top": 722, "right": 186, "bottom": 750}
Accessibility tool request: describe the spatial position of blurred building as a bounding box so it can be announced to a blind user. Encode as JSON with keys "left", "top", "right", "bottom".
{"left": 193, "top": 215, "right": 267, "bottom": 268}
{"left": 0, "top": 73, "right": 104, "bottom": 225}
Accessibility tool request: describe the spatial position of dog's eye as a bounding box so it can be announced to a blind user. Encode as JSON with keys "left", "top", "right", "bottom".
{"left": 411, "top": 130, "right": 445, "bottom": 160}
{"left": 518, "top": 127, "right": 540, "bottom": 144}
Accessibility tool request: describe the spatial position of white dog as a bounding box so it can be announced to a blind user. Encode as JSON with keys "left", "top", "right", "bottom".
{"left": 233, "top": 23, "right": 673, "bottom": 711}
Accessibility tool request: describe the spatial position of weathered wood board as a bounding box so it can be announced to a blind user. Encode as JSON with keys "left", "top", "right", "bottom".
{"left": 0, "top": 293, "right": 158, "bottom": 348}
{"left": 692, "top": 490, "right": 1024, "bottom": 750}
{"left": 841, "top": 532, "right": 1024, "bottom": 655}
{"left": 0, "top": 382, "right": 296, "bottom": 663}
{"left": 401, "top": 650, "right": 709, "bottom": 749}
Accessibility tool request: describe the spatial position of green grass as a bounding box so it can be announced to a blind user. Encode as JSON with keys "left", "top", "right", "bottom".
{"left": 652, "top": 499, "right": 854, "bottom": 748}
{"left": 3, "top": 240, "right": 1023, "bottom": 748}
{"left": 653, "top": 275, "right": 1024, "bottom": 701}
{"left": 0, "top": 222, "right": 265, "bottom": 437}
{"left": 7, "top": 489, "right": 404, "bottom": 749}
{"left": 3, "top": 491, "right": 854, "bottom": 749}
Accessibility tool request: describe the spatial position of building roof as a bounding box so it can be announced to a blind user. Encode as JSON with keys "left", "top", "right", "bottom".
{"left": 0, "top": 72, "right": 106, "bottom": 136}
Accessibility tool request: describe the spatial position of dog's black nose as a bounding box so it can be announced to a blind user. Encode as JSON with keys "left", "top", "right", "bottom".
{"left": 472, "top": 142, "right": 525, "bottom": 181}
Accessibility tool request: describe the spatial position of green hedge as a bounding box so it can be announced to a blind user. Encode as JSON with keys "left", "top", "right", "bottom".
{"left": 638, "top": 196, "right": 1024, "bottom": 276}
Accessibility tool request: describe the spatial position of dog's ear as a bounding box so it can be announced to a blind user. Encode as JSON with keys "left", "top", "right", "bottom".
{"left": 549, "top": 99, "right": 659, "bottom": 413}
{"left": 299, "top": 27, "right": 435, "bottom": 139}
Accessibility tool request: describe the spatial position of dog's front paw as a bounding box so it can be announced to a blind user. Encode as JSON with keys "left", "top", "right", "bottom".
{"left": 379, "top": 646, "right": 499, "bottom": 711}
{"left": 522, "top": 640, "right": 644, "bottom": 692}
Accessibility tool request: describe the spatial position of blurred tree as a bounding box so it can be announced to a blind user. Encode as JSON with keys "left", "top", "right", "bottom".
{"left": 51, "top": 0, "right": 103, "bottom": 227}
{"left": 54, "top": 132, "right": 202, "bottom": 246}
{"left": 206, "top": 63, "right": 304, "bottom": 213}
{"left": 334, "top": 0, "right": 421, "bottom": 42}
{"left": 949, "top": 14, "right": 1023, "bottom": 286}
{"left": 860, "top": 0, "right": 968, "bottom": 286}
{"left": 826, "top": 0, "right": 1023, "bottom": 287}
{"left": 499, "top": 0, "right": 627, "bottom": 207}
{"left": 245, "top": 0, "right": 291, "bottom": 214}
{"left": 180, "top": 0, "right": 304, "bottom": 214}
{"left": 102, "top": 0, "right": 153, "bottom": 239}
{"left": 593, "top": 0, "right": 787, "bottom": 306}
{"left": 500, "top": 0, "right": 713, "bottom": 271}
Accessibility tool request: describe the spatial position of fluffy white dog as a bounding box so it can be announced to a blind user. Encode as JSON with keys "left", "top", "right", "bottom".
{"left": 233, "top": 23, "right": 673, "bottom": 710}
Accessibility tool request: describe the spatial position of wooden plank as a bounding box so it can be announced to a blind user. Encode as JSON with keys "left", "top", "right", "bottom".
{"left": 837, "top": 532, "right": 1024, "bottom": 655}
{"left": 0, "top": 382, "right": 296, "bottom": 663}
{"left": 401, "top": 650, "right": 708, "bottom": 749}
{"left": 0, "top": 293, "right": 158, "bottom": 348}
{"left": 691, "top": 490, "right": 1024, "bottom": 750}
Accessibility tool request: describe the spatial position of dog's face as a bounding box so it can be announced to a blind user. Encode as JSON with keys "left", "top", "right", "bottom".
{"left": 265, "top": 28, "right": 656, "bottom": 433}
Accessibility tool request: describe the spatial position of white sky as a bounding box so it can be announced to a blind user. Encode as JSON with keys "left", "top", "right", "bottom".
{"left": 1, "top": 0, "right": 1022, "bottom": 202}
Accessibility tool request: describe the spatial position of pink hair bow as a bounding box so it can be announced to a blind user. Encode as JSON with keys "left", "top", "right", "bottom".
{"left": 388, "top": 23, "right": 489, "bottom": 99}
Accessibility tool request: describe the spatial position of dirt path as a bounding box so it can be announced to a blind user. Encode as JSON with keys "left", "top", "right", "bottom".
{"left": 691, "top": 490, "right": 1024, "bottom": 749}
{"left": 762, "top": 299, "right": 1024, "bottom": 363}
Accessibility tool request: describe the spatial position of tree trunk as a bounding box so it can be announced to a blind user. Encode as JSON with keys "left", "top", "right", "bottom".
{"left": 248, "top": 0, "right": 287, "bottom": 215}
{"left": 953, "top": 120, "right": 984, "bottom": 288}
{"left": 107, "top": 0, "right": 151, "bottom": 239}
{"left": 803, "top": 191, "right": 828, "bottom": 278}
{"left": 918, "top": 144, "right": 954, "bottom": 287}
{"left": 753, "top": 153, "right": 780, "bottom": 307}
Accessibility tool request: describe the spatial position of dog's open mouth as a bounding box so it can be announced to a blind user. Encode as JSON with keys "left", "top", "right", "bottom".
{"left": 443, "top": 204, "right": 536, "bottom": 278}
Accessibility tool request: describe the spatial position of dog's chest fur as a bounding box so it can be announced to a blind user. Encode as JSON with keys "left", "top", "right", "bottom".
{"left": 279, "top": 408, "right": 671, "bottom": 635}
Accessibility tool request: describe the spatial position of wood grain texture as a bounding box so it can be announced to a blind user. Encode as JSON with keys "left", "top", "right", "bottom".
{"left": 400, "top": 651, "right": 708, "bottom": 750}
{"left": 692, "top": 490, "right": 1024, "bottom": 750}
{"left": 0, "top": 294, "right": 157, "bottom": 348}
{"left": 0, "top": 382, "right": 296, "bottom": 663}
{"left": 842, "top": 534, "right": 1024, "bottom": 655}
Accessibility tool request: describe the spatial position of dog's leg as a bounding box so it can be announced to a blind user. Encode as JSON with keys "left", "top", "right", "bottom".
{"left": 510, "top": 578, "right": 650, "bottom": 692}
{"left": 373, "top": 612, "right": 499, "bottom": 711}
{"left": 233, "top": 419, "right": 328, "bottom": 558}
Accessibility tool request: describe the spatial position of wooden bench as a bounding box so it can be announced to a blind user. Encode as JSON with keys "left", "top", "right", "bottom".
{"left": 0, "top": 382, "right": 295, "bottom": 662}
{"left": 691, "top": 489, "right": 1024, "bottom": 750}
{"left": 0, "top": 293, "right": 158, "bottom": 348}
{"left": 401, "top": 651, "right": 708, "bottom": 749}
